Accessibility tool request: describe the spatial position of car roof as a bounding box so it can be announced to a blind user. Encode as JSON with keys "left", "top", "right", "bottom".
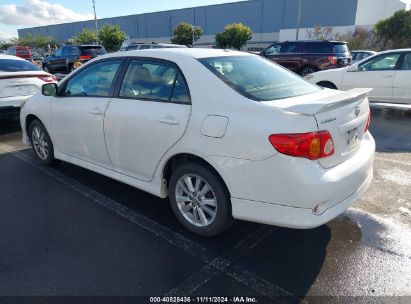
{"left": 0, "top": 54, "right": 26, "bottom": 61}
{"left": 106, "top": 48, "right": 249, "bottom": 60}
{"left": 377, "top": 48, "right": 411, "bottom": 54}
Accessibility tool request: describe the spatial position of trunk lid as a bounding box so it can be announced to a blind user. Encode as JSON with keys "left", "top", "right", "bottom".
{"left": 0, "top": 72, "right": 47, "bottom": 98}
{"left": 262, "top": 88, "right": 372, "bottom": 168}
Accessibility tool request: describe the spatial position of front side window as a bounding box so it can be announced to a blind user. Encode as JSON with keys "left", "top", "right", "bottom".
{"left": 64, "top": 60, "right": 121, "bottom": 97}
{"left": 265, "top": 44, "right": 281, "bottom": 55}
{"left": 62, "top": 48, "right": 70, "bottom": 56}
{"left": 53, "top": 48, "right": 62, "bottom": 57}
{"left": 199, "top": 55, "right": 320, "bottom": 101}
{"left": 119, "top": 60, "right": 189, "bottom": 103}
{"left": 359, "top": 53, "right": 401, "bottom": 71}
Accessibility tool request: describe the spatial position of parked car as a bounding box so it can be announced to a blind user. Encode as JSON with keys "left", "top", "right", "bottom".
{"left": 125, "top": 42, "right": 187, "bottom": 51}
{"left": 260, "top": 40, "right": 351, "bottom": 76}
{"left": 0, "top": 54, "right": 56, "bottom": 118}
{"left": 306, "top": 49, "right": 411, "bottom": 104}
{"left": 351, "top": 50, "right": 376, "bottom": 63}
{"left": 20, "top": 49, "right": 374, "bottom": 236}
{"left": 42, "top": 45, "right": 107, "bottom": 74}
{"left": 6, "top": 46, "right": 32, "bottom": 61}
{"left": 31, "top": 52, "right": 44, "bottom": 62}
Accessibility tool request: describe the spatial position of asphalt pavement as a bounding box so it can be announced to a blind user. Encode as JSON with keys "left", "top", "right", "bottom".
{"left": 0, "top": 107, "right": 410, "bottom": 303}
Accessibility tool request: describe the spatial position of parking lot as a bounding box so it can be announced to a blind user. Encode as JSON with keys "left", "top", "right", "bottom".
{"left": 0, "top": 107, "right": 410, "bottom": 302}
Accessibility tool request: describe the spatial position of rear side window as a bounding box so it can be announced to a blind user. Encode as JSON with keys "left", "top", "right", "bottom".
{"left": 401, "top": 53, "right": 411, "bottom": 70}
{"left": 139, "top": 45, "right": 151, "bottom": 50}
{"left": 280, "top": 43, "right": 302, "bottom": 54}
{"left": 64, "top": 60, "right": 121, "bottom": 97}
{"left": 79, "top": 46, "right": 107, "bottom": 56}
{"left": 265, "top": 44, "right": 281, "bottom": 55}
{"left": 119, "top": 60, "right": 190, "bottom": 103}
{"left": 0, "top": 59, "right": 40, "bottom": 72}
{"left": 199, "top": 55, "right": 319, "bottom": 101}
{"left": 306, "top": 43, "right": 333, "bottom": 54}
{"left": 333, "top": 43, "right": 349, "bottom": 53}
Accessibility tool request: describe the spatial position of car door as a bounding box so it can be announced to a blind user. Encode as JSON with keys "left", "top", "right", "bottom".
{"left": 48, "top": 48, "right": 63, "bottom": 72}
{"left": 104, "top": 58, "right": 191, "bottom": 181}
{"left": 275, "top": 42, "right": 303, "bottom": 72}
{"left": 392, "top": 52, "right": 411, "bottom": 104}
{"left": 342, "top": 52, "right": 402, "bottom": 102}
{"left": 51, "top": 59, "right": 123, "bottom": 168}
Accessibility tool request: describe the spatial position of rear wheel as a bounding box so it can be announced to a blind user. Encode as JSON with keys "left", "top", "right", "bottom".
{"left": 301, "top": 65, "right": 317, "bottom": 77}
{"left": 29, "top": 119, "right": 55, "bottom": 166}
{"left": 169, "top": 163, "right": 233, "bottom": 236}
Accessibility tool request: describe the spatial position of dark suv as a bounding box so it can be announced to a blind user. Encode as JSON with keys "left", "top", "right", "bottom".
{"left": 260, "top": 40, "right": 351, "bottom": 76}
{"left": 42, "top": 45, "right": 107, "bottom": 73}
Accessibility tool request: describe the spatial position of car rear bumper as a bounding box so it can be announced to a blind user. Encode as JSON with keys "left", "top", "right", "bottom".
{"left": 231, "top": 168, "right": 372, "bottom": 229}
{"left": 207, "top": 132, "right": 375, "bottom": 228}
{"left": 0, "top": 95, "right": 34, "bottom": 109}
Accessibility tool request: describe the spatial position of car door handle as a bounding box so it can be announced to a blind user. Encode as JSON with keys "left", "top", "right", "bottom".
{"left": 88, "top": 109, "right": 104, "bottom": 116}
{"left": 158, "top": 117, "right": 179, "bottom": 125}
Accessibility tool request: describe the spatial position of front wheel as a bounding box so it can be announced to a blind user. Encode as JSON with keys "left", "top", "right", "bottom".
{"left": 169, "top": 163, "right": 233, "bottom": 237}
{"left": 29, "top": 119, "right": 55, "bottom": 166}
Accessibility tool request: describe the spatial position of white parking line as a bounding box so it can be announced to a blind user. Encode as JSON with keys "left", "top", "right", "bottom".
{"left": 10, "top": 149, "right": 298, "bottom": 300}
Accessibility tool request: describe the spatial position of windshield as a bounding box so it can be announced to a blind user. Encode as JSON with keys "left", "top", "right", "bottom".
{"left": 0, "top": 59, "right": 40, "bottom": 72}
{"left": 199, "top": 55, "right": 319, "bottom": 101}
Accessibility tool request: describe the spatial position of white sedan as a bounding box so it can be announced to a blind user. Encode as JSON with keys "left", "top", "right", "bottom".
{"left": 306, "top": 49, "right": 411, "bottom": 104}
{"left": 0, "top": 54, "right": 56, "bottom": 118}
{"left": 20, "top": 49, "right": 375, "bottom": 236}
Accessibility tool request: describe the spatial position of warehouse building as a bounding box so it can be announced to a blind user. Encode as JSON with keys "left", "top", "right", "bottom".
{"left": 18, "top": 0, "right": 408, "bottom": 48}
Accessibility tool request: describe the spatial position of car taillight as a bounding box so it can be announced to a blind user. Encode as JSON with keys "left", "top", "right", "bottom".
{"left": 328, "top": 56, "right": 337, "bottom": 65}
{"left": 365, "top": 111, "right": 371, "bottom": 132}
{"left": 269, "top": 131, "right": 335, "bottom": 160}
{"left": 79, "top": 55, "right": 92, "bottom": 60}
{"left": 37, "top": 75, "right": 57, "bottom": 83}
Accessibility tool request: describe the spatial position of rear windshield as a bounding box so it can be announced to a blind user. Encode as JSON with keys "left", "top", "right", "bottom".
{"left": 199, "top": 56, "right": 319, "bottom": 101}
{"left": 0, "top": 59, "right": 40, "bottom": 72}
{"left": 333, "top": 43, "right": 349, "bottom": 53}
{"left": 79, "top": 46, "right": 107, "bottom": 56}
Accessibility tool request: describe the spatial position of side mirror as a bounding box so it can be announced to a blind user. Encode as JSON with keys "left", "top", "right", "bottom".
{"left": 348, "top": 65, "right": 359, "bottom": 72}
{"left": 42, "top": 83, "right": 57, "bottom": 96}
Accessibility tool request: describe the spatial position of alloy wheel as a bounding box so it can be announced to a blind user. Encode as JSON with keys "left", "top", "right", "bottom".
{"left": 175, "top": 174, "right": 218, "bottom": 227}
{"left": 31, "top": 126, "right": 49, "bottom": 160}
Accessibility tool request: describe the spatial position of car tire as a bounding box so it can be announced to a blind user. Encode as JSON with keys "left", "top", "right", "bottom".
{"left": 29, "top": 119, "right": 55, "bottom": 166}
{"left": 301, "top": 65, "right": 317, "bottom": 77}
{"left": 169, "top": 162, "right": 234, "bottom": 237}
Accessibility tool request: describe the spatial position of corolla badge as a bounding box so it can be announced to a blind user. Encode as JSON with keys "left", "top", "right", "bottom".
{"left": 355, "top": 105, "right": 361, "bottom": 117}
{"left": 321, "top": 117, "right": 336, "bottom": 124}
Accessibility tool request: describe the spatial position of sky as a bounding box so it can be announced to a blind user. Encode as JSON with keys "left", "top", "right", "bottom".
{"left": 1, "top": 0, "right": 410, "bottom": 40}
{"left": 0, "top": 0, "right": 247, "bottom": 40}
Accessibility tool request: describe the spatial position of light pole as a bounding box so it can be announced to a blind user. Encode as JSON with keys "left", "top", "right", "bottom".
{"left": 296, "top": 0, "right": 302, "bottom": 40}
{"left": 92, "top": 0, "right": 99, "bottom": 44}
{"left": 192, "top": 25, "right": 196, "bottom": 47}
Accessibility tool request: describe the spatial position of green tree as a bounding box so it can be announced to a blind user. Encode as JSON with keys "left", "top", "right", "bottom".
{"left": 215, "top": 23, "right": 252, "bottom": 50}
{"left": 374, "top": 10, "right": 411, "bottom": 50}
{"left": 98, "top": 24, "right": 126, "bottom": 52}
{"left": 15, "top": 34, "right": 53, "bottom": 48}
{"left": 171, "top": 22, "right": 203, "bottom": 46}
{"left": 72, "top": 28, "right": 97, "bottom": 44}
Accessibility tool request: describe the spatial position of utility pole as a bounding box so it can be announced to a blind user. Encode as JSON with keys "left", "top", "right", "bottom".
{"left": 192, "top": 25, "right": 195, "bottom": 47}
{"left": 92, "top": 0, "right": 99, "bottom": 44}
{"left": 296, "top": 0, "right": 302, "bottom": 40}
